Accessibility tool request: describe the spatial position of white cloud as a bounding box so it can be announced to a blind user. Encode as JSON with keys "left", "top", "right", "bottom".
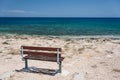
{"left": 1, "top": 10, "right": 37, "bottom": 14}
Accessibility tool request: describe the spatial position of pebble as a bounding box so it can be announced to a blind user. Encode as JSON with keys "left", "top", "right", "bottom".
{"left": 0, "top": 70, "right": 15, "bottom": 80}
{"left": 73, "top": 72, "right": 85, "bottom": 80}
{"left": 61, "top": 70, "right": 69, "bottom": 76}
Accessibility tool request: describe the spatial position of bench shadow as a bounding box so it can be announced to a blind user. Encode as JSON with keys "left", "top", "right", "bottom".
{"left": 16, "top": 67, "right": 58, "bottom": 76}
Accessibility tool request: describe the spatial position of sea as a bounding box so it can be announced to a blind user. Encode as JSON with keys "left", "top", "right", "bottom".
{"left": 0, "top": 17, "right": 120, "bottom": 37}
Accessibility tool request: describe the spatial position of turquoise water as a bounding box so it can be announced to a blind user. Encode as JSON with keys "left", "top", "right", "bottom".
{"left": 0, "top": 17, "right": 120, "bottom": 36}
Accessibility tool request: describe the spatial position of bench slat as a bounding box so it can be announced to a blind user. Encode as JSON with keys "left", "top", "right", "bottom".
{"left": 22, "top": 46, "right": 61, "bottom": 51}
{"left": 24, "top": 56, "right": 64, "bottom": 62}
{"left": 23, "top": 51, "right": 61, "bottom": 57}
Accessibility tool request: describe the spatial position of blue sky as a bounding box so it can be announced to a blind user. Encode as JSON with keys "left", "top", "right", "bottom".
{"left": 0, "top": 0, "right": 120, "bottom": 17}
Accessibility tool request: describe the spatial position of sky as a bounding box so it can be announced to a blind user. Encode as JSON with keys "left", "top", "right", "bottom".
{"left": 0, "top": 0, "right": 120, "bottom": 17}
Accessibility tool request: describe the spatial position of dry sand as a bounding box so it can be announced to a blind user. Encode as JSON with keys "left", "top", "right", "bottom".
{"left": 0, "top": 34, "right": 120, "bottom": 80}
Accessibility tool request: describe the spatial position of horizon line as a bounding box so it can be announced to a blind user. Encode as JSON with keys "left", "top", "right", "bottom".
{"left": 0, "top": 17, "right": 120, "bottom": 18}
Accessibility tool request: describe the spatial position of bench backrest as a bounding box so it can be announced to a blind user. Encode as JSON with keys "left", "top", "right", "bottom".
{"left": 22, "top": 46, "right": 61, "bottom": 51}
{"left": 21, "top": 46, "right": 62, "bottom": 58}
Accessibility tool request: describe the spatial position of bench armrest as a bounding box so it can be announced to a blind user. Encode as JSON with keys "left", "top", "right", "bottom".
{"left": 21, "top": 46, "right": 24, "bottom": 60}
{"left": 57, "top": 49, "right": 60, "bottom": 64}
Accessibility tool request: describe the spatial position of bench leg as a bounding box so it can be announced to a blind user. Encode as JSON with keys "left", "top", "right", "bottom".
{"left": 24, "top": 58, "right": 28, "bottom": 69}
{"left": 59, "top": 62, "right": 62, "bottom": 73}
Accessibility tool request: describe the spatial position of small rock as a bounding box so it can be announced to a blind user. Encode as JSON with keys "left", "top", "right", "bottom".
{"left": 105, "top": 50, "right": 114, "bottom": 54}
{"left": 91, "top": 65, "right": 97, "bottom": 68}
{"left": 106, "top": 55, "right": 112, "bottom": 58}
{"left": 61, "top": 70, "right": 69, "bottom": 76}
{"left": 0, "top": 70, "right": 15, "bottom": 80}
{"left": 73, "top": 72, "right": 85, "bottom": 80}
{"left": 2, "top": 42, "right": 9, "bottom": 45}
{"left": 112, "top": 69, "right": 120, "bottom": 73}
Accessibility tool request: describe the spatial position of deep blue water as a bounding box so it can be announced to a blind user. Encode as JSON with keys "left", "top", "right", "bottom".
{"left": 0, "top": 17, "right": 120, "bottom": 36}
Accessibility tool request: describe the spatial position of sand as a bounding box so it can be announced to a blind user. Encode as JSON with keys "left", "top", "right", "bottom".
{"left": 0, "top": 34, "right": 120, "bottom": 80}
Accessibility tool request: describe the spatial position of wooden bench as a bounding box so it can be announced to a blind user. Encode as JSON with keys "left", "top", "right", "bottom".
{"left": 21, "top": 46, "right": 64, "bottom": 73}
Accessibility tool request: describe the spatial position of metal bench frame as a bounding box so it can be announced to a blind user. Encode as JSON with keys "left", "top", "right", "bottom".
{"left": 21, "top": 46, "right": 64, "bottom": 73}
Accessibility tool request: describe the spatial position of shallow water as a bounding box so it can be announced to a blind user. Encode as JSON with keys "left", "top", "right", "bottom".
{"left": 0, "top": 17, "right": 120, "bottom": 36}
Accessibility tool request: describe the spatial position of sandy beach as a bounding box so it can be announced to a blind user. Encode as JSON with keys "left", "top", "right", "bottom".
{"left": 0, "top": 34, "right": 120, "bottom": 80}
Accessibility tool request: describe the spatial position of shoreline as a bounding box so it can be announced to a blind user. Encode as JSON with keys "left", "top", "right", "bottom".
{"left": 0, "top": 33, "right": 120, "bottom": 39}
